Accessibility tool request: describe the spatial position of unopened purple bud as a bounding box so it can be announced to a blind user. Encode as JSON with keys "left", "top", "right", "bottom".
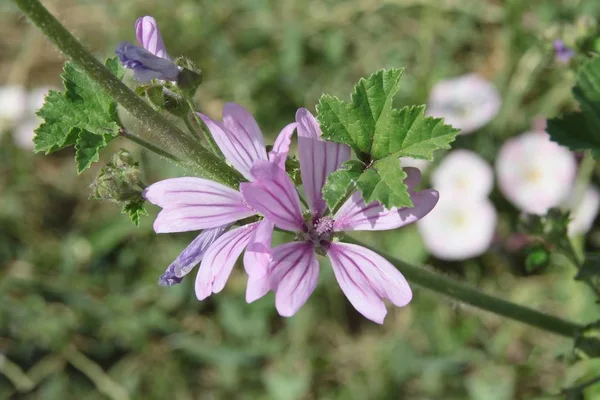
{"left": 136, "top": 16, "right": 169, "bottom": 59}
{"left": 115, "top": 42, "right": 180, "bottom": 82}
{"left": 157, "top": 225, "right": 229, "bottom": 286}
{"left": 158, "top": 269, "right": 183, "bottom": 286}
{"left": 553, "top": 40, "right": 575, "bottom": 64}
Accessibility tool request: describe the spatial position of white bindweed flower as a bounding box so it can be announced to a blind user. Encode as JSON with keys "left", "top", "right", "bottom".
{"left": 13, "top": 120, "right": 38, "bottom": 150}
{"left": 12, "top": 87, "right": 52, "bottom": 150}
{"left": 496, "top": 131, "right": 576, "bottom": 215}
{"left": 400, "top": 157, "right": 430, "bottom": 173}
{"left": 28, "top": 86, "right": 52, "bottom": 112}
{"left": 568, "top": 185, "right": 600, "bottom": 236}
{"left": 0, "top": 85, "right": 28, "bottom": 129}
{"left": 417, "top": 194, "right": 497, "bottom": 260}
{"left": 431, "top": 150, "right": 493, "bottom": 199}
{"left": 427, "top": 74, "right": 501, "bottom": 134}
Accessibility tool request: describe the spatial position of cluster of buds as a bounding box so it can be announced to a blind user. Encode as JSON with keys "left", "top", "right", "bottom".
{"left": 90, "top": 150, "right": 145, "bottom": 203}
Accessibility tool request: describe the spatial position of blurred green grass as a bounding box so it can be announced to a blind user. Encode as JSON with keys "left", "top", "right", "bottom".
{"left": 2, "top": 0, "right": 600, "bottom": 398}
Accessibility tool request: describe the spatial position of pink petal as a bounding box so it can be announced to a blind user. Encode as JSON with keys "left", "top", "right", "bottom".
{"left": 246, "top": 273, "right": 271, "bottom": 303}
{"left": 243, "top": 220, "right": 274, "bottom": 277}
{"left": 327, "top": 243, "right": 412, "bottom": 324}
{"left": 402, "top": 167, "right": 422, "bottom": 191}
{"left": 269, "top": 242, "right": 319, "bottom": 317}
{"left": 268, "top": 122, "right": 297, "bottom": 169}
{"left": 198, "top": 103, "right": 267, "bottom": 180}
{"left": 195, "top": 222, "right": 258, "bottom": 300}
{"left": 243, "top": 220, "right": 275, "bottom": 303}
{"left": 135, "top": 16, "right": 169, "bottom": 59}
{"left": 296, "top": 108, "right": 351, "bottom": 216}
{"left": 333, "top": 168, "right": 438, "bottom": 231}
{"left": 144, "top": 177, "right": 254, "bottom": 233}
{"left": 296, "top": 108, "right": 322, "bottom": 139}
{"left": 240, "top": 160, "right": 304, "bottom": 231}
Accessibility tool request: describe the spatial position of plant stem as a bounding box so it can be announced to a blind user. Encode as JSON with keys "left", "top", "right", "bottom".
{"left": 345, "top": 236, "right": 591, "bottom": 340}
{"left": 119, "top": 129, "right": 179, "bottom": 162}
{"left": 187, "top": 101, "right": 223, "bottom": 157}
{"left": 13, "top": 0, "right": 242, "bottom": 188}
{"left": 183, "top": 116, "right": 203, "bottom": 142}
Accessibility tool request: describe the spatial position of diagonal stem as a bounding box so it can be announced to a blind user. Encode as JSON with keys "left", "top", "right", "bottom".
{"left": 345, "top": 236, "right": 595, "bottom": 344}
{"left": 12, "top": 0, "right": 243, "bottom": 188}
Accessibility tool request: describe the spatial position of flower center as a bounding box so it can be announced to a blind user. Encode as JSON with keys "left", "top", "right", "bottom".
{"left": 298, "top": 215, "right": 334, "bottom": 254}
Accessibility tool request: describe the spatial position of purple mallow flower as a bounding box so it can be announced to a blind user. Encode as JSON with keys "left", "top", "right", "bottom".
{"left": 239, "top": 109, "right": 439, "bottom": 323}
{"left": 144, "top": 103, "right": 296, "bottom": 297}
{"left": 554, "top": 40, "right": 575, "bottom": 64}
{"left": 116, "top": 16, "right": 179, "bottom": 81}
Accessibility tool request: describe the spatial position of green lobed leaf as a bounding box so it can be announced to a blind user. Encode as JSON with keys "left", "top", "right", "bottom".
{"left": 546, "top": 112, "right": 600, "bottom": 157}
{"left": 317, "top": 68, "right": 458, "bottom": 209}
{"left": 547, "top": 57, "right": 600, "bottom": 156}
{"left": 122, "top": 200, "right": 148, "bottom": 227}
{"left": 34, "top": 57, "right": 124, "bottom": 172}
{"left": 322, "top": 160, "right": 365, "bottom": 211}
{"left": 75, "top": 130, "right": 115, "bottom": 173}
{"left": 356, "top": 157, "right": 412, "bottom": 208}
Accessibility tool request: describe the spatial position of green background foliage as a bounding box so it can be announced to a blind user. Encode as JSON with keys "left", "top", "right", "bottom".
{"left": 2, "top": 0, "right": 600, "bottom": 398}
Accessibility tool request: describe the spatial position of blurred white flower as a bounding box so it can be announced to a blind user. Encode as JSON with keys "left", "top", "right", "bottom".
{"left": 568, "top": 185, "right": 600, "bottom": 235}
{"left": 28, "top": 86, "right": 52, "bottom": 112}
{"left": 427, "top": 74, "right": 501, "bottom": 134}
{"left": 417, "top": 194, "right": 497, "bottom": 260}
{"left": 11, "top": 87, "right": 52, "bottom": 150}
{"left": 496, "top": 131, "right": 576, "bottom": 215}
{"left": 400, "top": 157, "right": 430, "bottom": 173}
{"left": 0, "top": 85, "right": 28, "bottom": 128}
{"left": 431, "top": 150, "right": 493, "bottom": 199}
{"left": 13, "top": 120, "right": 39, "bottom": 150}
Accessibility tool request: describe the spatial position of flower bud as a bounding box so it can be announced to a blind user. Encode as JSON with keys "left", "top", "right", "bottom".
{"left": 115, "top": 42, "right": 180, "bottom": 82}
{"left": 90, "top": 150, "right": 145, "bottom": 203}
{"left": 135, "top": 16, "right": 169, "bottom": 59}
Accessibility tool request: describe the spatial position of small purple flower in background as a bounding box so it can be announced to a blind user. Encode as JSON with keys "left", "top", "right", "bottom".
{"left": 144, "top": 103, "right": 296, "bottom": 298}
{"left": 116, "top": 16, "right": 179, "bottom": 82}
{"left": 554, "top": 40, "right": 575, "bottom": 64}
{"left": 239, "top": 109, "right": 439, "bottom": 323}
{"left": 427, "top": 74, "right": 501, "bottom": 135}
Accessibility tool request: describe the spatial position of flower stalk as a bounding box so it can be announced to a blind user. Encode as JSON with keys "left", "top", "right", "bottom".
{"left": 14, "top": 0, "right": 599, "bottom": 346}
{"left": 12, "top": 0, "right": 242, "bottom": 188}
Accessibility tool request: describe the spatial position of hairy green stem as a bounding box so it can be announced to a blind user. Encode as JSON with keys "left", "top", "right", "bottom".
{"left": 120, "top": 129, "right": 179, "bottom": 162}
{"left": 345, "top": 236, "right": 591, "bottom": 341}
{"left": 183, "top": 116, "right": 203, "bottom": 142}
{"left": 187, "top": 102, "right": 223, "bottom": 157}
{"left": 13, "top": 0, "right": 242, "bottom": 188}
